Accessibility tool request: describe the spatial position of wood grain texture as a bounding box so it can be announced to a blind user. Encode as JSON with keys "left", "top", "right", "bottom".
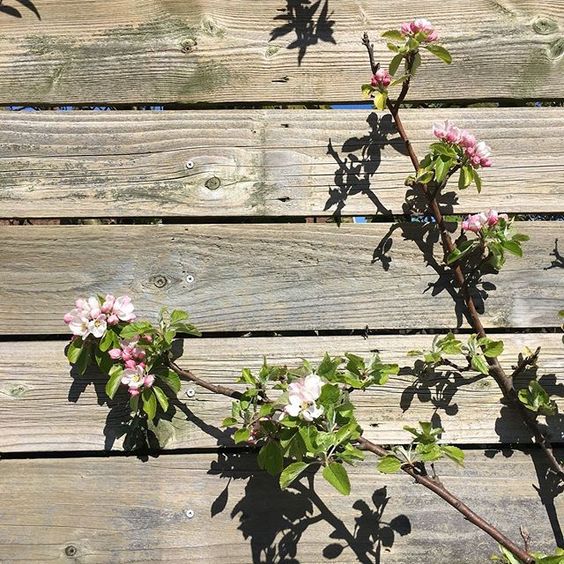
{"left": 1, "top": 334, "right": 561, "bottom": 452}
{"left": 0, "top": 451, "right": 561, "bottom": 563}
{"left": 0, "top": 222, "right": 562, "bottom": 335}
{"left": 1, "top": 108, "right": 563, "bottom": 218}
{"left": 0, "top": 1, "right": 562, "bottom": 104}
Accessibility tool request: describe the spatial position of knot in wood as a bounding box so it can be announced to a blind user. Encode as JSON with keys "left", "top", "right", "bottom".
{"left": 153, "top": 275, "right": 168, "bottom": 289}
{"left": 65, "top": 545, "right": 77, "bottom": 557}
{"left": 205, "top": 176, "right": 221, "bottom": 190}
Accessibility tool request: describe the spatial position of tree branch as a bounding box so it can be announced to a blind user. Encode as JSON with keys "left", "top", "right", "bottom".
{"left": 361, "top": 33, "right": 564, "bottom": 480}
{"left": 167, "top": 360, "right": 534, "bottom": 563}
{"left": 357, "top": 437, "right": 534, "bottom": 564}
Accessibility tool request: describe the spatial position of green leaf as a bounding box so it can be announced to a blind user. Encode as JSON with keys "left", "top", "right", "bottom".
{"left": 433, "top": 156, "right": 452, "bottom": 184}
{"left": 142, "top": 388, "right": 157, "bottom": 420}
{"left": 471, "top": 354, "right": 490, "bottom": 376}
{"left": 361, "top": 83, "right": 373, "bottom": 97}
{"left": 374, "top": 91, "right": 388, "bottom": 111}
{"left": 257, "top": 441, "right": 284, "bottom": 476}
{"left": 65, "top": 338, "right": 84, "bottom": 364}
{"left": 221, "top": 417, "right": 238, "bottom": 428}
{"left": 458, "top": 165, "right": 473, "bottom": 190}
{"left": 153, "top": 386, "right": 169, "bottom": 413}
{"left": 233, "top": 428, "right": 251, "bottom": 444}
{"left": 470, "top": 167, "right": 482, "bottom": 193}
{"left": 98, "top": 329, "right": 115, "bottom": 352}
{"left": 518, "top": 381, "right": 557, "bottom": 416}
{"left": 279, "top": 461, "right": 310, "bottom": 489}
{"left": 501, "top": 240, "right": 523, "bottom": 257}
{"left": 416, "top": 169, "right": 434, "bottom": 184}
{"left": 120, "top": 321, "right": 154, "bottom": 339}
{"left": 447, "top": 241, "right": 476, "bottom": 265}
{"left": 105, "top": 365, "right": 123, "bottom": 400}
{"left": 424, "top": 43, "right": 452, "bottom": 64}
{"left": 411, "top": 51, "right": 422, "bottom": 74}
{"left": 441, "top": 445, "right": 465, "bottom": 466}
{"left": 496, "top": 546, "right": 523, "bottom": 564}
{"left": 381, "top": 30, "right": 404, "bottom": 41}
{"left": 94, "top": 348, "right": 113, "bottom": 374}
{"left": 389, "top": 53, "right": 404, "bottom": 75}
{"left": 170, "top": 309, "right": 189, "bottom": 324}
{"left": 155, "top": 368, "right": 181, "bottom": 394}
{"left": 416, "top": 443, "right": 442, "bottom": 462}
{"left": 322, "top": 462, "right": 351, "bottom": 495}
{"left": 480, "top": 338, "right": 504, "bottom": 358}
{"left": 377, "top": 455, "right": 402, "bottom": 474}
{"left": 173, "top": 322, "right": 201, "bottom": 336}
{"left": 512, "top": 233, "right": 530, "bottom": 243}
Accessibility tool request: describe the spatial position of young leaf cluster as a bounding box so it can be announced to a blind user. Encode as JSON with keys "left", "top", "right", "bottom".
{"left": 377, "top": 421, "right": 464, "bottom": 474}
{"left": 409, "top": 333, "right": 503, "bottom": 375}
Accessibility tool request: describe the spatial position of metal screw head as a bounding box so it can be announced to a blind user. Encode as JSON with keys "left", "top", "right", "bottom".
{"left": 185, "top": 509, "right": 195, "bottom": 519}
{"left": 65, "top": 545, "right": 77, "bottom": 557}
{"left": 205, "top": 176, "right": 221, "bottom": 191}
{"left": 153, "top": 275, "right": 167, "bottom": 288}
{"left": 186, "top": 388, "right": 195, "bottom": 398}
{"left": 186, "top": 161, "right": 194, "bottom": 170}
{"left": 186, "top": 274, "right": 195, "bottom": 284}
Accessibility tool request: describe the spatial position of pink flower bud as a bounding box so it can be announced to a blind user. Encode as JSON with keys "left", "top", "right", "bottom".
{"left": 101, "top": 294, "right": 115, "bottom": 314}
{"left": 122, "top": 352, "right": 132, "bottom": 362}
{"left": 63, "top": 312, "right": 73, "bottom": 324}
{"left": 144, "top": 374, "right": 155, "bottom": 388}
{"left": 425, "top": 30, "right": 438, "bottom": 42}
{"left": 142, "top": 334, "right": 153, "bottom": 343}
{"left": 459, "top": 130, "right": 476, "bottom": 149}
{"left": 107, "top": 314, "right": 119, "bottom": 326}
{"left": 128, "top": 388, "right": 140, "bottom": 397}
{"left": 486, "top": 209, "right": 499, "bottom": 226}
{"left": 124, "top": 359, "right": 137, "bottom": 369}
{"left": 400, "top": 22, "right": 411, "bottom": 36}
{"left": 371, "top": 68, "right": 392, "bottom": 88}
{"left": 108, "top": 348, "right": 122, "bottom": 360}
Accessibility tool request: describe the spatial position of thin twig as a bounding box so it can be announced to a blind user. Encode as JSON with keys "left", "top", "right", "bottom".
{"left": 168, "top": 359, "right": 243, "bottom": 400}
{"left": 361, "top": 34, "right": 564, "bottom": 479}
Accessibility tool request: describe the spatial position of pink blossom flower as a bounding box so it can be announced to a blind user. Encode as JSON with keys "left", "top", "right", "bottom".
{"left": 112, "top": 296, "right": 136, "bottom": 322}
{"left": 64, "top": 295, "right": 108, "bottom": 338}
{"left": 144, "top": 374, "right": 155, "bottom": 388}
{"left": 410, "top": 18, "right": 434, "bottom": 34}
{"left": 121, "top": 365, "right": 146, "bottom": 395}
{"left": 107, "top": 314, "right": 119, "bottom": 326}
{"left": 461, "top": 213, "right": 487, "bottom": 233}
{"left": 284, "top": 374, "right": 324, "bottom": 421}
{"left": 462, "top": 210, "right": 507, "bottom": 233}
{"left": 400, "top": 22, "right": 411, "bottom": 35}
{"left": 485, "top": 209, "right": 508, "bottom": 226}
{"left": 371, "top": 68, "right": 392, "bottom": 88}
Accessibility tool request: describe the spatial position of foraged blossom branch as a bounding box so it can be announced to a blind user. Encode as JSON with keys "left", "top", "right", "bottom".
{"left": 361, "top": 27, "right": 564, "bottom": 481}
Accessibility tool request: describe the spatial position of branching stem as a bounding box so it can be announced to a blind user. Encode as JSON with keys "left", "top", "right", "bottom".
{"left": 361, "top": 33, "right": 564, "bottom": 480}
{"left": 168, "top": 359, "right": 534, "bottom": 562}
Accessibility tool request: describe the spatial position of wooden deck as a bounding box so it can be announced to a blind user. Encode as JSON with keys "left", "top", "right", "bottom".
{"left": 0, "top": 1, "right": 562, "bottom": 562}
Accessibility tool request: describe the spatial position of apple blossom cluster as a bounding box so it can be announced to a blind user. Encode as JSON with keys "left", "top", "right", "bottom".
{"left": 399, "top": 18, "right": 438, "bottom": 42}
{"left": 462, "top": 209, "right": 508, "bottom": 233}
{"left": 63, "top": 294, "right": 136, "bottom": 339}
{"left": 284, "top": 373, "right": 324, "bottom": 421}
{"left": 432, "top": 120, "right": 492, "bottom": 168}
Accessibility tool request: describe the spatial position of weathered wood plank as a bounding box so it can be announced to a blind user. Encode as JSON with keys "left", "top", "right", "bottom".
{"left": 0, "top": 1, "right": 562, "bottom": 104}
{"left": 1, "top": 108, "right": 563, "bottom": 218}
{"left": 0, "top": 223, "right": 561, "bottom": 335}
{"left": 0, "top": 451, "right": 560, "bottom": 563}
{"left": 0, "top": 334, "right": 561, "bottom": 452}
